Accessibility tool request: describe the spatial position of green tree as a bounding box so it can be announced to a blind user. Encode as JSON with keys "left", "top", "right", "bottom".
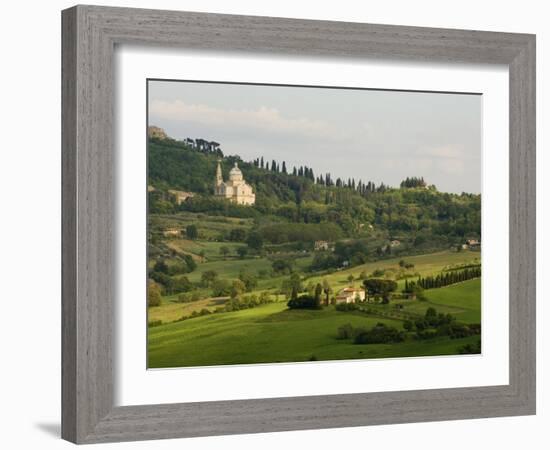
{"left": 201, "top": 270, "right": 218, "bottom": 287}
{"left": 153, "top": 259, "right": 169, "bottom": 274}
{"left": 147, "top": 280, "right": 162, "bottom": 307}
{"left": 314, "top": 283, "right": 323, "bottom": 305}
{"left": 186, "top": 224, "right": 198, "bottom": 240}
{"left": 363, "top": 279, "right": 398, "bottom": 303}
{"left": 238, "top": 270, "right": 257, "bottom": 291}
{"left": 211, "top": 279, "right": 231, "bottom": 297}
{"left": 272, "top": 259, "right": 293, "bottom": 274}
{"left": 229, "top": 228, "right": 247, "bottom": 241}
{"left": 347, "top": 274, "right": 354, "bottom": 283}
{"left": 237, "top": 246, "right": 248, "bottom": 259}
{"left": 282, "top": 273, "right": 303, "bottom": 297}
{"left": 230, "top": 279, "right": 247, "bottom": 298}
{"left": 246, "top": 231, "right": 263, "bottom": 251}
{"left": 403, "top": 320, "right": 414, "bottom": 332}
{"left": 322, "top": 279, "right": 332, "bottom": 305}
{"left": 219, "top": 246, "right": 230, "bottom": 259}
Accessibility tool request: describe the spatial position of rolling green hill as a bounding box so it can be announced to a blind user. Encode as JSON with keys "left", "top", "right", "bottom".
{"left": 146, "top": 131, "right": 482, "bottom": 367}
{"left": 148, "top": 134, "right": 481, "bottom": 253}
{"left": 148, "top": 300, "right": 480, "bottom": 368}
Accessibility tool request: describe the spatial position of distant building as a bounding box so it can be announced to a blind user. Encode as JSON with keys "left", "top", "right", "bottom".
{"left": 147, "top": 185, "right": 156, "bottom": 192}
{"left": 163, "top": 228, "right": 180, "bottom": 237}
{"left": 390, "top": 240, "right": 401, "bottom": 247}
{"left": 314, "top": 240, "right": 330, "bottom": 251}
{"left": 336, "top": 287, "right": 366, "bottom": 304}
{"left": 148, "top": 126, "right": 167, "bottom": 140}
{"left": 214, "top": 160, "right": 255, "bottom": 205}
{"left": 466, "top": 239, "right": 481, "bottom": 250}
{"left": 168, "top": 190, "right": 194, "bottom": 205}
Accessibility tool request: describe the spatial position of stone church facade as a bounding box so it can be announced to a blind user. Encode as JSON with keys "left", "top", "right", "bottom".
{"left": 214, "top": 160, "right": 256, "bottom": 205}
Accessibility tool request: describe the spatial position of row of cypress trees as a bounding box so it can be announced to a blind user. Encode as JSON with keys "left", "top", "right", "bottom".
{"left": 410, "top": 266, "right": 481, "bottom": 290}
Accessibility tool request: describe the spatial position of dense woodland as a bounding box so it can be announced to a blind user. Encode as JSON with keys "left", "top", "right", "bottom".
{"left": 149, "top": 134, "right": 481, "bottom": 258}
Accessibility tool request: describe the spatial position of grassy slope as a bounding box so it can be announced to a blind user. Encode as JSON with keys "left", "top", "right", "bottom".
{"left": 148, "top": 212, "right": 481, "bottom": 367}
{"left": 364, "top": 278, "right": 481, "bottom": 323}
{"left": 148, "top": 301, "right": 480, "bottom": 368}
{"left": 149, "top": 247, "right": 480, "bottom": 324}
{"left": 423, "top": 278, "right": 482, "bottom": 323}
{"left": 306, "top": 250, "right": 480, "bottom": 290}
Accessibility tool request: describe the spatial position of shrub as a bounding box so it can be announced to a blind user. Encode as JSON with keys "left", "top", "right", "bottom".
{"left": 287, "top": 294, "right": 321, "bottom": 309}
{"left": 237, "top": 246, "right": 248, "bottom": 258}
{"left": 336, "top": 323, "right": 354, "bottom": 340}
{"left": 353, "top": 323, "right": 405, "bottom": 344}
{"left": 272, "top": 259, "right": 293, "bottom": 274}
{"left": 238, "top": 270, "right": 258, "bottom": 291}
{"left": 230, "top": 279, "right": 247, "bottom": 298}
{"left": 170, "top": 276, "right": 193, "bottom": 294}
{"left": 186, "top": 224, "right": 198, "bottom": 239}
{"left": 229, "top": 228, "right": 247, "bottom": 242}
{"left": 458, "top": 339, "right": 482, "bottom": 354}
{"left": 211, "top": 279, "right": 231, "bottom": 297}
{"left": 335, "top": 302, "right": 359, "bottom": 312}
{"left": 147, "top": 280, "right": 162, "bottom": 307}
{"left": 403, "top": 320, "right": 414, "bottom": 332}
{"left": 201, "top": 270, "right": 218, "bottom": 287}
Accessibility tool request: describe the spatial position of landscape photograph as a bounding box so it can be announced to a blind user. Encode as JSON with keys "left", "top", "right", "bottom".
{"left": 146, "top": 80, "right": 482, "bottom": 368}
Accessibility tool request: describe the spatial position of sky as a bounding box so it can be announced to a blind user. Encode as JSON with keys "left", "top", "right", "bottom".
{"left": 148, "top": 80, "right": 481, "bottom": 194}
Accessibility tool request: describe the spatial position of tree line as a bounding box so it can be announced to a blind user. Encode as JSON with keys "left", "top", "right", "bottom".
{"left": 148, "top": 136, "right": 481, "bottom": 246}
{"left": 411, "top": 266, "right": 481, "bottom": 290}
{"left": 252, "top": 154, "right": 392, "bottom": 195}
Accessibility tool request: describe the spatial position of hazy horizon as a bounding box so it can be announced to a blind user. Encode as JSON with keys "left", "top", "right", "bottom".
{"left": 148, "top": 80, "right": 482, "bottom": 194}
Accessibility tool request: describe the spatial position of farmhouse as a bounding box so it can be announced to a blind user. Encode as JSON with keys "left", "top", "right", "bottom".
{"left": 214, "top": 160, "right": 256, "bottom": 205}
{"left": 163, "top": 228, "right": 180, "bottom": 237}
{"left": 168, "top": 190, "right": 194, "bottom": 205}
{"left": 466, "top": 239, "right": 481, "bottom": 250}
{"left": 314, "top": 240, "right": 330, "bottom": 251}
{"left": 336, "top": 287, "right": 366, "bottom": 304}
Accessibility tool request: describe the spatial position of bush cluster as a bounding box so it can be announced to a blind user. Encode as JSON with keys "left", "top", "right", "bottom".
{"left": 287, "top": 295, "right": 321, "bottom": 309}
{"left": 336, "top": 322, "right": 405, "bottom": 344}
{"left": 335, "top": 302, "right": 359, "bottom": 312}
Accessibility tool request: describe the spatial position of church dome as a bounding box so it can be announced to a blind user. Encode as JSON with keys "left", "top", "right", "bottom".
{"left": 229, "top": 162, "right": 243, "bottom": 181}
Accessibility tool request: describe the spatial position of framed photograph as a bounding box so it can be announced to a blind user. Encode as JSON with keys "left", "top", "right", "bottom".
{"left": 62, "top": 5, "right": 536, "bottom": 444}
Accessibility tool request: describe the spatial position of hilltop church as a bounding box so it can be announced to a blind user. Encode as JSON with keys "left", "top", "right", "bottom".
{"left": 214, "top": 160, "right": 256, "bottom": 205}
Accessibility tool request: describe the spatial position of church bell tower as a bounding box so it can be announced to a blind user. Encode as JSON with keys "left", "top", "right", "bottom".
{"left": 215, "top": 159, "right": 223, "bottom": 187}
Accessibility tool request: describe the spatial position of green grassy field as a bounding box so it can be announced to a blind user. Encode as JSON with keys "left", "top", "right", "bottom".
{"left": 148, "top": 301, "right": 480, "bottom": 368}
{"left": 423, "top": 278, "right": 482, "bottom": 323}
{"left": 305, "top": 250, "right": 480, "bottom": 290}
{"left": 150, "top": 213, "right": 252, "bottom": 241}
{"left": 148, "top": 212, "right": 481, "bottom": 368}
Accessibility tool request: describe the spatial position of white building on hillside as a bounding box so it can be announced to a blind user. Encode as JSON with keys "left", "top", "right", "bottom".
{"left": 214, "top": 160, "right": 256, "bottom": 205}
{"left": 336, "top": 287, "right": 366, "bottom": 304}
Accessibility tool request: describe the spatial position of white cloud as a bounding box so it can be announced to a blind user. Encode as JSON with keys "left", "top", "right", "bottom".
{"left": 149, "top": 100, "right": 345, "bottom": 140}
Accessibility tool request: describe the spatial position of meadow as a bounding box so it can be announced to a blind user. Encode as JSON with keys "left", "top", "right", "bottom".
{"left": 147, "top": 212, "right": 481, "bottom": 368}
{"left": 146, "top": 125, "right": 482, "bottom": 368}
{"left": 148, "top": 290, "right": 481, "bottom": 367}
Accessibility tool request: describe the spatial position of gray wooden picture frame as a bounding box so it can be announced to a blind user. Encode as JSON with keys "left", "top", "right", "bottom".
{"left": 61, "top": 5, "right": 536, "bottom": 444}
